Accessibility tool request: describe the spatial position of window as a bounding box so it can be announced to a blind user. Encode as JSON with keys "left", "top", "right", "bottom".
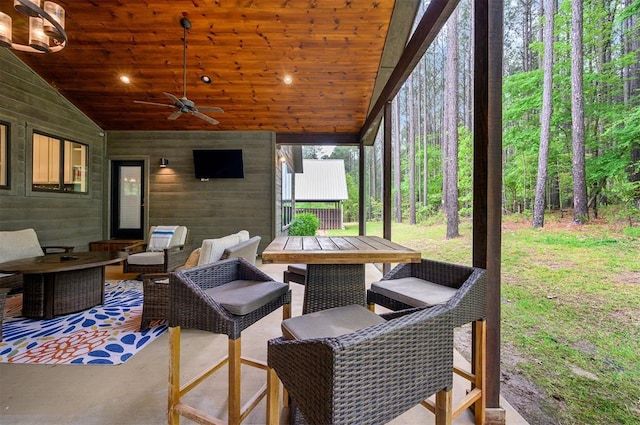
{"left": 0, "top": 122, "right": 8, "bottom": 189}
{"left": 32, "top": 132, "right": 88, "bottom": 193}
{"left": 281, "top": 162, "right": 293, "bottom": 229}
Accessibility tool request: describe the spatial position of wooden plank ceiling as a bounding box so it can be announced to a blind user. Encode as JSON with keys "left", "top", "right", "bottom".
{"left": 8, "top": 0, "right": 398, "bottom": 134}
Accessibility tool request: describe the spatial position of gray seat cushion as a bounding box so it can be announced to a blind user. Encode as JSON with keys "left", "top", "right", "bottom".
{"left": 370, "top": 277, "right": 458, "bottom": 307}
{"left": 204, "top": 279, "right": 288, "bottom": 316}
{"left": 287, "top": 264, "right": 307, "bottom": 275}
{"left": 281, "top": 304, "right": 386, "bottom": 340}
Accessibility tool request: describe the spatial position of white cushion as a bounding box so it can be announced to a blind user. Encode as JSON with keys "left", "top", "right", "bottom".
{"left": 370, "top": 277, "right": 458, "bottom": 307}
{"left": 0, "top": 228, "right": 45, "bottom": 263}
{"left": 198, "top": 230, "right": 250, "bottom": 266}
{"left": 126, "top": 251, "right": 165, "bottom": 265}
{"left": 147, "top": 225, "right": 187, "bottom": 252}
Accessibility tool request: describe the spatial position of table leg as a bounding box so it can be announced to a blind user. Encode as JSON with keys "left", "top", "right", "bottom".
{"left": 303, "top": 264, "right": 365, "bottom": 314}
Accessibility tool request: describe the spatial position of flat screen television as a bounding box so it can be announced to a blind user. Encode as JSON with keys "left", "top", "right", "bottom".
{"left": 193, "top": 149, "right": 244, "bottom": 179}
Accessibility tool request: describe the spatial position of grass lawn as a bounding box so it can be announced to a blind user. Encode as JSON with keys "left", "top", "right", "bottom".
{"left": 327, "top": 213, "right": 640, "bottom": 424}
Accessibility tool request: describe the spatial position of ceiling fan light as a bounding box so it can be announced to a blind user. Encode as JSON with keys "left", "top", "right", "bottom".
{"left": 14, "top": 0, "right": 41, "bottom": 17}
{"left": 28, "top": 16, "right": 50, "bottom": 52}
{"left": 0, "top": 13, "right": 12, "bottom": 47}
{"left": 43, "top": 1, "right": 65, "bottom": 40}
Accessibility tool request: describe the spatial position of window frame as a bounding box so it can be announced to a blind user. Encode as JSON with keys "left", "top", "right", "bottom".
{"left": 0, "top": 121, "right": 9, "bottom": 189}
{"left": 31, "top": 131, "right": 89, "bottom": 194}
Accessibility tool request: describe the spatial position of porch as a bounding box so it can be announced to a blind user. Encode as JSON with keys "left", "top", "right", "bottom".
{"left": 0, "top": 262, "right": 527, "bottom": 425}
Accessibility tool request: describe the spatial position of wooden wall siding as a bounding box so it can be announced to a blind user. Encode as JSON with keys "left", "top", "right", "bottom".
{"left": 106, "top": 131, "right": 277, "bottom": 253}
{"left": 0, "top": 50, "right": 106, "bottom": 251}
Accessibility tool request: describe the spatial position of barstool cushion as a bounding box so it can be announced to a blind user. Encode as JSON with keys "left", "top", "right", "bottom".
{"left": 370, "top": 277, "right": 458, "bottom": 307}
{"left": 281, "top": 304, "right": 385, "bottom": 340}
{"left": 287, "top": 264, "right": 307, "bottom": 274}
{"left": 205, "top": 279, "right": 289, "bottom": 316}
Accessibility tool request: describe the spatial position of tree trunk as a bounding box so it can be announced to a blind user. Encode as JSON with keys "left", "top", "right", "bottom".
{"left": 393, "top": 97, "right": 402, "bottom": 223}
{"left": 571, "top": 0, "right": 588, "bottom": 224}
{"left": 533, "top": 0, "right": 555, "bottom": 228}
{"left": 444, "top": 8, "right": 460, "bottom": 239}
{"left": 409, "top": 75, "right": 417, "bottom": 225}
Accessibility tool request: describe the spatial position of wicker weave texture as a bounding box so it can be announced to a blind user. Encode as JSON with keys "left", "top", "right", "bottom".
{"left": 0, "top": 274, "right": 23, "bottom": 292}
{"left": 268, "top": 305, "right": 454, "bottom": 425}
{"left": 22, "top": 267, "right": 105, "bottom": 319}
{"left": 140, "top": 274, "right": 170, "bottom": 330}
{"left": 303, "top": 264, "right": 365, "bottom": 314}
{"left": 169, "top": 258, "right": 291, "bottom": 339}
{"left": 367, "top": 258, "right": 487, "bottom": 327}
{"left": 0, "top": 288, "right": 9, "bottom": 341}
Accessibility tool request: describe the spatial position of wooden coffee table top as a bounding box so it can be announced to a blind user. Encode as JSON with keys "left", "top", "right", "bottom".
{"left": 262, "top": 236, "right": 421, "bottom": 265}
{"left": 0, "top": 251, "right": 127, "bottom": 274}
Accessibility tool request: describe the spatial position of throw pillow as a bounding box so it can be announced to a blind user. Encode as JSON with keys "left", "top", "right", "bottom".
{"left": 183, "top": 248, "right": 201, "bottom": 268}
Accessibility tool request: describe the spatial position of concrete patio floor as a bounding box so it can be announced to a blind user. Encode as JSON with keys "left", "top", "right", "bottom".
{"left": 0, "top": 261, "right": 529, "bottom": 424}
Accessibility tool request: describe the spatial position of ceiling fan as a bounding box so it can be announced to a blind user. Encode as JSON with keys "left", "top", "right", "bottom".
{"left": 134, "top": 17, "right": 223, "bottom": 125}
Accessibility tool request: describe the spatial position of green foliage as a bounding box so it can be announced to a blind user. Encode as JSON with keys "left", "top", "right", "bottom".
{"left": 342, "top": 173, "right": 359, "bottom": 222}
{"left": 288, "top": 213, "right": 320, "bottom": 236}
{"left": 328, "top": 216, "right": 640, "bottom": 424}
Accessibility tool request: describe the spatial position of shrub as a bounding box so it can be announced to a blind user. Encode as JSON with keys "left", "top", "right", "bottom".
{"left": 289, "top": 213, "right": 320, "bottom": 236}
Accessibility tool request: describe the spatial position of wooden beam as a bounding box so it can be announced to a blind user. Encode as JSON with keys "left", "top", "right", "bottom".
{"left": 359, "top": 0, "right": 461, "bottom": 144}
{"left": 276, "top": 133, "right": 360, "bottom": 146}
{"left": 487, "top": 0, "right": 504, "bottom": 413}
{"left": 382, "top": 101, "right": 392, "bottom": 275}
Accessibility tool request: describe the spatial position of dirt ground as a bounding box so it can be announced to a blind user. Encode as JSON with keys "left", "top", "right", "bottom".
{"left": 454, "top": 326, "right": 563, "bottom": 424}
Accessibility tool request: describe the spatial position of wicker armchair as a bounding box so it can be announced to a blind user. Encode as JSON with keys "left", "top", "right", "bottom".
{"left": 168, "top": 258, "right": 291, "bottom": 425}
{"left": 122, "top": 225, "right": 190, "bottom": 275}
{"left": 267, "top": 304, "right": 455, "bottom": 425}
{"left": 367, "top": 258, "right": 488, "bottom": 424}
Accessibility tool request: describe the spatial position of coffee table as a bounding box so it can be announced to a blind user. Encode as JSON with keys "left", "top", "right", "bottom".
{"left": 0, "top": 252, "right": 127, "bottom": 319}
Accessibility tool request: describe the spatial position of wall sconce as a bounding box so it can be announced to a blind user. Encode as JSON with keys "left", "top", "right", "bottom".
{"left": 159, "top": 158, "right": 169, "bottom": 168}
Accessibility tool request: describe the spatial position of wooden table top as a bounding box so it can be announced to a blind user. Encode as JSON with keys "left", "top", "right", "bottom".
{"left": 0, "top": 251, "right": 127, "bottom": 274}
{"left": 261, "top": 236, "right": 421, "bottom": 265}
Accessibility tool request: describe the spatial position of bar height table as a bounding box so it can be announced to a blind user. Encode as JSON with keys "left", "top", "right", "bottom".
{"left": 262, "top": 236, "right": 420, "bottom": 314}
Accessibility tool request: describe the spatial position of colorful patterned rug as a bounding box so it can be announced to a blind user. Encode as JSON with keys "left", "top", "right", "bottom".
{"left": 0, "top": 280, "right": 167, "bottom": 365}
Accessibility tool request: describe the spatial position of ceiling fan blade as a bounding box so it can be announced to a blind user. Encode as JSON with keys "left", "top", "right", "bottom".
{"left": 167, "top": 110, "right": 183, "bottom": 120}
{"left": 134, "top": 100, "right": 177, "bottom": 109}
{"left": 192, "top": 111, "right": 219, "bottom": 125}
{"left": 197, "top": 106, "right": 224, "bottom": 113}
{"left": 163, "top": 92, "right": 184, "bottom": 107}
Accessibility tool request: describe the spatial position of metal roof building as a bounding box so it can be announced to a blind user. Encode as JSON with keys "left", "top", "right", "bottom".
{"left": 295, "top": 159, "right": 348, "bottom": 229}
{"left": 295, "top": 160, "right": 348, "bottom": 202}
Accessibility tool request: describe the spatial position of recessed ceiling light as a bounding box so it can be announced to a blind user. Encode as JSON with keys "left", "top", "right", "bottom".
{"left": 201, "top": 75, "right": 212, "bottom": 84}
{"left": 283, "top": 75, "right": 293, "bottom": 85}
{"left": 120, "top": 75, "right": 131, "bottom": 84}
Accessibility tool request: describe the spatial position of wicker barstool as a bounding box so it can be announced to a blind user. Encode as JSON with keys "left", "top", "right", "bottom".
{"left": 168, "top": 258, "right": 291, "bottom": 425}
{"left": 267, "top": 304, "right": 456, "bottom": 425}
{"left": 367, "top": 258, "right": 488, "bottom": 424}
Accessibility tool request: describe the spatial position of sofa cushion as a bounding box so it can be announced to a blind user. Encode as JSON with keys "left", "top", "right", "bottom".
{"left": 370, "top": 277, "right": 458, "bottom": 307}
{"left": 204, "top": 279, "right": 289, "bottom": 315}
{"left": 0, "top": 229, "right": 45, "bottom": 263}
{"left": 198, "top": 230, "right": 250, "bottom": 266}
{"left": 126, "top": 251, "right": 165, "bottom": 265}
